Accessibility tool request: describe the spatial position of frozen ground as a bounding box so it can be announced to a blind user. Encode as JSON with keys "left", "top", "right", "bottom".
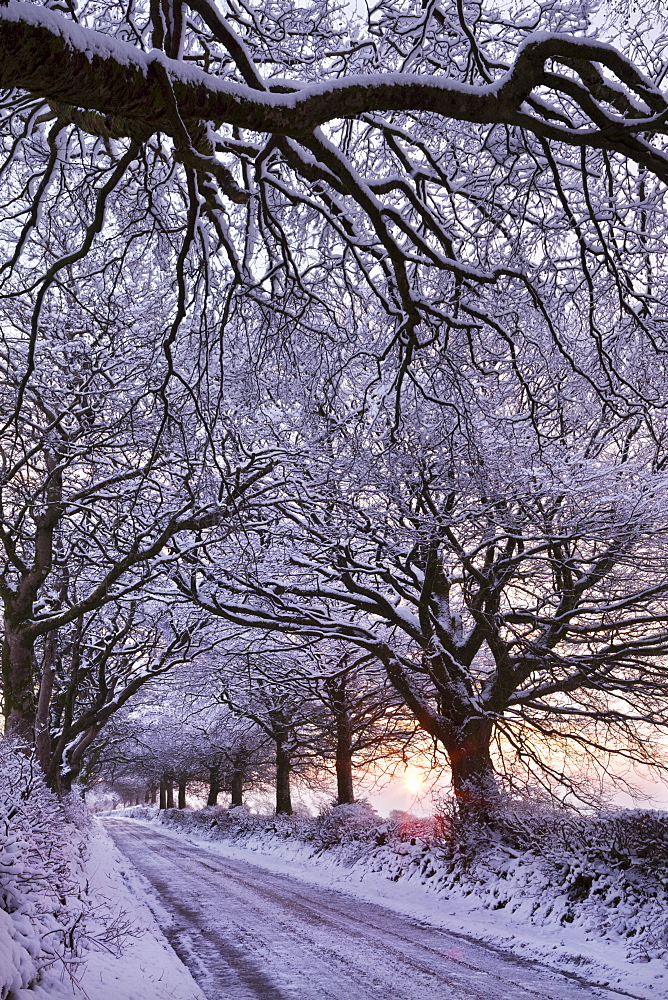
{"left": 103, "top": 816, "right": 655, "bottom": 1000}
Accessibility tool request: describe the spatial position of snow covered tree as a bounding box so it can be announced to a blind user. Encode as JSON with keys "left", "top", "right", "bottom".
{"left": 211, "top": 645, "right": 331, "bottom": 814}
{"left": 86, "top": 670, "right": 275, "bottom": 807}
{"left": 190, "top": 710, "right": 270, "bottom": 807}
{"left": 88, "top": 694, "right": 195, "bottom": 806}
{"left": 41, "top": 601, "right": 213, "bottom": 793}
{"left": 0, "top": 0, "right": 668, "bottom": 412}
{"left": 4, "top": 0, "right": 668, "bottom": 821}
{"left": 178, "top": 384, "right": 668, "bottom": 817}
{"left": 0, "top": 287, "right": 277, "bottom": 761}
{"left": 301, "top": 647, "right": 421, "bottom": 805}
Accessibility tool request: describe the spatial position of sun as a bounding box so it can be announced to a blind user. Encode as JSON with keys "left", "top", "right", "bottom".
{"left": 405, "top": 774, "right": 423, "bottom": 793}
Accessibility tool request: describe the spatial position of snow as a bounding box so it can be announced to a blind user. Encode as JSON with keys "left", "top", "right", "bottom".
{"left": 3, "top": 734, "right": 665, "bottom": 1000}
{"left": 0, "top": 743, "right": 88, "bottom": 1000}
{"left": 105, "top": 814, "right": 624, "bottom": 1000}
{"left": 1, "top": 0, "right": 614, "bottom": 125}
{"left": 73, "top": 822, "right": 206, "bottom": 1000}
{"left": 0, "top": 749, "right": 205, "bottom": 1000}
{"left": 114, "top": 805, "right": 668, "bottom": 1000}
{"left": 0, "top": 818, "right": 201, "bottom": 999}
{"left": 1, "top": 0, "right": 149, "bottom": 70}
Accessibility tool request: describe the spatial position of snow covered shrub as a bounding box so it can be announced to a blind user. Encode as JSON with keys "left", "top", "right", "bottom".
{"left": 0, "top": 739, "right": 88, "bottom": 997}
{"left": 110, "top": 804, "right": 157, "bottom": 822}
{"left": 313, "top": 802, "right": 381, "bottom": 848}
{"left": 61, "top": 788, "right": 92, "bottom": 834}
{"left": 434, "top": 798, "right": 668, "bottom": 962}
{"left": 313, "top": 802, "right": 440, "bottom": 852}
{"left": 387, "top": 810, "right": 442, "bottom": 844}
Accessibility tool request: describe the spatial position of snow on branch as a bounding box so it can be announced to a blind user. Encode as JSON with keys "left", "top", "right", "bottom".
{"left": 1, "top": 2, "right": 668, "bottom": 179}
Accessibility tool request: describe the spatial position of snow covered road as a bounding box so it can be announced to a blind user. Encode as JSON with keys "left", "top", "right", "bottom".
{"left": 104, "top": 818, "right": 629, "bottom": 1000}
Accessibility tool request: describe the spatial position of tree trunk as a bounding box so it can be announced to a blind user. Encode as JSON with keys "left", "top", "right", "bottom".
{"left": 230, "top": 750, "right": 248, "bottom": 807}
{"left": 44, "top": 615, "right": 84, "bottom": 791}
{"left": 2, "top": 623, "right": 37, "bottom": 743}
{"left": 207, "top": 765, "right": 220, "bottom": 806}
{"left": 1, "top": 459, "right": 63, "bottom": 750}
{"left": 178, "top": 780, "right": 187, "bottom": 809}
{"left": 332, "top": 682, "right": 355, "bottom": 804}
{"left": 55, "top": 723, "right": 101, "bottom": 794}
{"left": 381, "top": 645, "right": 499, "bottom": 824}
{"left": 448, "top": 720, "right": 499, "bottom": 823}
{"left": 159, "top": 777, "right": 167, "bottom": 810}
{"left": 335, "top": 743, "right": 355, "bottom": 805}
{"left": 231, "top": 768, "right": 244, "bottom": 807}
{"left": 34, "top": 631, "right": 58, "bottom": 773}
{"left": 150, "top": 785, "right": 157, "bottom": 805}
{"left": 166, "top": 774, "right": 175, "bottom": 809}
{"left": 275, "top": 741, "right": 292, "bottom": 815}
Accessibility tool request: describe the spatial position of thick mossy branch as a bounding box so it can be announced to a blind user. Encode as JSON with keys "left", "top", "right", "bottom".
{"left": 0, "top": 3, "right": 667, "bottom": 179}
{"left": 47, "top": 102, "right": 155, "bottom": 142}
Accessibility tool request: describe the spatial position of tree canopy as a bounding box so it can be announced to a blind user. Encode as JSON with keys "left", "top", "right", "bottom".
{"left": 3, "top": 0, "right": 668, "bottom": 814}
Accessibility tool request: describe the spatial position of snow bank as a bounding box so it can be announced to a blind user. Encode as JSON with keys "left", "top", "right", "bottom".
{"left": 0, "top": 741, "right": 87, "bottom": 999}
{"left": 0, "top": 740, "right": 204, "bottom": 999}
{"left": 76, "top": 823, "right": 205, "bottom": 1000}
{"left": 119, "top": 800, "right": 668, "bottom": 997}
